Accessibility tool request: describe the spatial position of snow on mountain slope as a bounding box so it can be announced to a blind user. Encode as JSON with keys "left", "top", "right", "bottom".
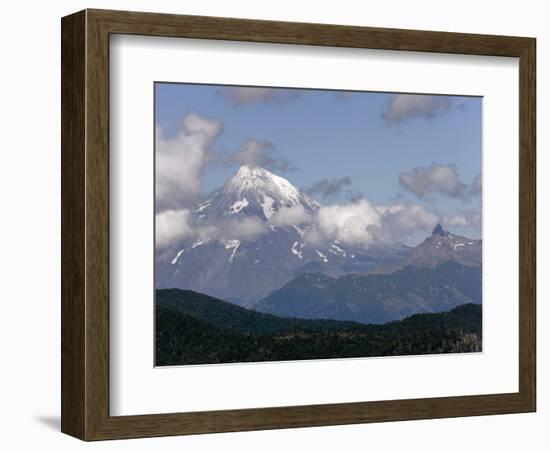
{"left": 193, "top": 164, "right": 319, "bottom": 221}
{"left": 156, "top": 165, "right": 406, "bottom": 302}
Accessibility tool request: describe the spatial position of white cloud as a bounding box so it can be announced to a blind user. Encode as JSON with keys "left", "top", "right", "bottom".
{"left": 269, "top": 204, "right": 310, "bottom": 227}
{"left": 373, "top": 203, "right": 440, "bottom": 242}
{"left": 469, "top": 210, "right": 482, "bottom": 230}
{"left": 443, "top": 209, "right": 482, "bottom": 232}
{"left": 181, "top": 112, "right": 223, "bottom": 137}
{"left": 229, "top": 139, "right": 293, "bottom": 172}
{"left": 383, "top": 94, "right": 451, "bottom": 124}
{"left": 313, "top": 199, "right": 382, "bottom": 246}
{"left": 442, "top": 214, "right": 469, "bottom": 227}
{"left": 302, "top": 199, "right": 439, "bottom": 248}
{"left": 334, "top": 91, "right": 354, "bottom": 102}
{"left": 155, "top": 209, "right": 193, "bottom": 248}
{"left": 399, "top": 163, "right": 467, "bottom": 199}
{"left": 156, "top": 196, "right": 474, "bottom": 252}
{"left": 306, "top": 176, "right": 352, "bottom": 199}
{"left": 221, "top": 216, "right": 268, "bottom": 241}
{"left": 470, "top": 174, "right": 482, "bottom": 195}
{"left": 218, "top": 87, "right": 301, "bottom": 106}
{"left": 156, "top": 113, "right": 223, "bottom": 211}
{"left": 156, "top": 212, "right": 269, "bottom": 250}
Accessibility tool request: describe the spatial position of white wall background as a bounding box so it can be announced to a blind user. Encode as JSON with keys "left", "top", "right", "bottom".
{"left": 0, "top": 1, "right": 546, "bottom": 448}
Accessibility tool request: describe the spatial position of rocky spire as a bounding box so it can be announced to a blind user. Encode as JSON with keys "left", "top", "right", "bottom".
{"left": 431, "top": 224, "right": 449, "bottom": 237}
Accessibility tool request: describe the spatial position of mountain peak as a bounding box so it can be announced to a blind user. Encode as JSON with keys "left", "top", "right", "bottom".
{"left": 223, "top": 165, "right": 319, "bottom": 211}
{"left": 235, "top": 164, "right": 269, "bottom": 178}
{"left": 230, "top": 164, "right": 284, "bottom": 186}
{"left": 431, "top": 224, "right": 449, "bottom": 236}
{"left": 226, "top": 164, "right": 298, "bottom": 198}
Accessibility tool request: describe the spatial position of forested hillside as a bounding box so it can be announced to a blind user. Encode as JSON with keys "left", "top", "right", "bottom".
{"left": 156, "top": 289, "right": 482, "bottom": 366}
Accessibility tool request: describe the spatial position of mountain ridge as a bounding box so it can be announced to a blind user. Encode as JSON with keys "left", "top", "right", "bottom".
{"left": 371, "top": 224, "right": 481, "bottom": 274}
{"left": 156, "top": 288, "right": 368, "bottom": 335}
{"left": 156, "top": 165, "right": 408, "bottom": 302}
{"left": 255, "top": 261, "right": 482, "bottom": 323}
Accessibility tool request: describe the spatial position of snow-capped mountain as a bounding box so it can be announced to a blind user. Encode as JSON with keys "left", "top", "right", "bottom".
{"left": 156, "top": 165, "right": 407, "bottom": 303}
{"left": 194, "top": 164, "right": 320, "bottom": 221}
{"left": 371, "top": 224, "right": 482, "bottom": 274}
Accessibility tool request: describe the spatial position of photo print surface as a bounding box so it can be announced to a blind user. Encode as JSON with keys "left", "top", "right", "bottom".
{"left": 154, "top": 83, "right": 482, "bottom": 366}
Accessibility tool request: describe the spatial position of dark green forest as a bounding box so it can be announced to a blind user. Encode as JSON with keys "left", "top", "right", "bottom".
{"left": 155, "top": 289, "right": 482, "bottom": 366}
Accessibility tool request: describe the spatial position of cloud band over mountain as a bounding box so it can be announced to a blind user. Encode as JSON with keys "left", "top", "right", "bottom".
{"left": 155, "top": 163, "right": 479, "bottom": 251}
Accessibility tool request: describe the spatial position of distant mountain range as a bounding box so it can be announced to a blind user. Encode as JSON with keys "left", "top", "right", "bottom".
{"left": 156, "top": 165, "right": 482, "bottom": 324}
{"left": 254, "top": 261, "right": 481, "bottom": 324}
{"left": 253, "top": 225, "right": 482, "bottom": 323}
{"left": 155, "top": 288, "right": 482, "bottom": 366}
{"left": 156, "top": 165, "right": 408, "bottom": 303}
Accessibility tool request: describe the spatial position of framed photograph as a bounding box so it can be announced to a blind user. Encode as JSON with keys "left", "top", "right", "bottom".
{"left": 61, "top": 9, "right": 536, "bottom": 440}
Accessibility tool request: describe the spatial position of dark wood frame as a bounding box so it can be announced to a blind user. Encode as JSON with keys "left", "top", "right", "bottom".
{"left": 61, "top": 8, "right": 536, "bottom": 441}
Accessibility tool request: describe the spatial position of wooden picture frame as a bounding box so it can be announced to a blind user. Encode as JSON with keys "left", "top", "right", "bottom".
{"left": 61, "top": 9, "right": 536, "bottom": 441}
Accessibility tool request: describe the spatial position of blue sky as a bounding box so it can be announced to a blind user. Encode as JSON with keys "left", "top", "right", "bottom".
{"left": 155, "top": 83, "right": 482, "bottom": 243}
